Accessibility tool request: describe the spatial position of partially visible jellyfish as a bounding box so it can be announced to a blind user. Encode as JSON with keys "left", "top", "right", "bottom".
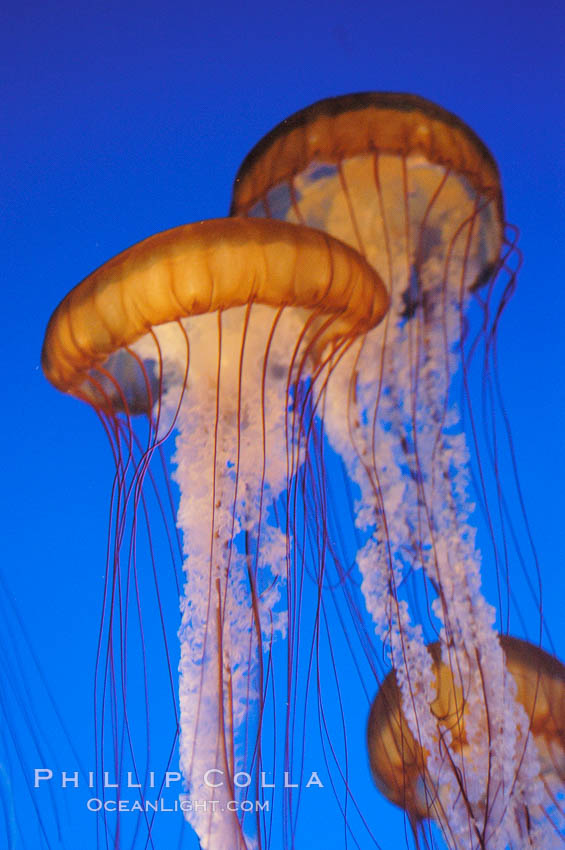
{"left": 231, "top": 93, "right": 562, "bottom": 846}
{"left": 367, "top": 636, "right": 565, "bottom": 846}
{"left": 42, "top": 217, "right": 388, "bottom": 848}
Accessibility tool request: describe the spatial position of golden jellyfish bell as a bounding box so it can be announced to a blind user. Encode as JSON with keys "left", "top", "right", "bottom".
{"left": 367, "top": 636, "right": 565, "bottom": 841}
{"left": 42, "top": 217, "right": 388, "bottom": 412}
{"left": 231, "top": 92, "right": 504, "bottom": 305}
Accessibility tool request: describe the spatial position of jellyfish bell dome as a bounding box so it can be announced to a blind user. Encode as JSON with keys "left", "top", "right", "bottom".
{"left": 367, "top": 635, "right": 565, "bottom": 844}
{"left": 231, "top": 92, "right": 504, "bottom": 310}
{"left": 42, "top": 217, "right": 387, "bottom": 415}
{"left": 42, "top": 214, "right": 388, "bottom": 850}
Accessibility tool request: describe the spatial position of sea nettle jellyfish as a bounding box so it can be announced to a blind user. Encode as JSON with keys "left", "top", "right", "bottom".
{"left": 231, "top": 92, "right": 564, "bottom": 847}
{"left": 368, "top": 636, "right": 565, "bottom": 847}
{"left": 42, "top": 217, "right": 388, "bottom": 848}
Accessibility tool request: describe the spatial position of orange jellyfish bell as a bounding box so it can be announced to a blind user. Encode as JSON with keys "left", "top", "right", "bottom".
{"left": 231, "top": 91, "right": 504, "bottom": 297}
{"left": 42, "top": 215, "right": 388, "bottom": 850}
{"left": 230, "top": 93, "right": 551, "bottom": 848}
{"left": 42, "top": 217, "right": 387, "bottom": 409}
{"left": 367, "top": 636, "right": 565, "bottom": 845}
